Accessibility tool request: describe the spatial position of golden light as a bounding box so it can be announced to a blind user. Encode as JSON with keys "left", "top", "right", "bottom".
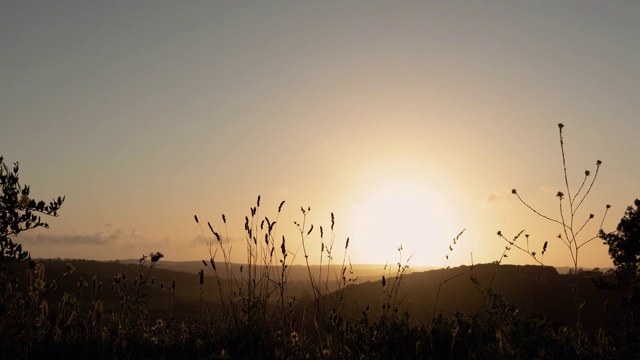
{"left": 348, "top": 181, "right": 458, "bottom": 267}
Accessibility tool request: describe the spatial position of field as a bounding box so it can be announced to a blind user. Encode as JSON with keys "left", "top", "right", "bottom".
{"left": 1, "top": 254, "right": 639, "bottom": 359}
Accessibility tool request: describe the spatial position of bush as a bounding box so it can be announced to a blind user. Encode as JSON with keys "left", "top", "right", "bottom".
{"left": 0, "top": 156, "right": 64, "bottom": 268}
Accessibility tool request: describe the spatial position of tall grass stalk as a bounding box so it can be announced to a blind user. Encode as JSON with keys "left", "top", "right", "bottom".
{"left": 195, "top": 196, "right": 289, "bottom": 339}
{"left": 296, "top": 207, "right": 353, "bottom": 336}
{"left": 494, "top": 231, "right": 548, "bottom": 315}
{"left": 433, "top": 229, "right": 465, "bottom": 317}
{"left": 380, "top": 245, "right": 413, "bottom": 319}
{"left": 195, "top": 197, "right": 355, "bottom": 351}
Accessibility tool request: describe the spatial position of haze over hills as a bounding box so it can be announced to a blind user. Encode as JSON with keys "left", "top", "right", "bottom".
{"left": 19, "top": 258, "right": 628, "bottom": 333}
{"left": 114, "top": 259, "right": 437, "bottom": 283}
{"left": 70, "top": 258, "right": 611, "bottom": 278}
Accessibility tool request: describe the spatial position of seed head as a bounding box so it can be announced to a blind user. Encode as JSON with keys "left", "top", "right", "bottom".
{"left": 281, "top": 237, "right": 286, "bottom": 255}
{"left": 149, "top": 252, "right": 164, "bottom": 263}
{"left": 290, "top": 331, "right": 299, "bottom": 344}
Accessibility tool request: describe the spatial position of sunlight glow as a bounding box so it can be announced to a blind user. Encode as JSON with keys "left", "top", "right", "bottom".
{"left": 349, "top": 181, "right": 458, "bottom": 267}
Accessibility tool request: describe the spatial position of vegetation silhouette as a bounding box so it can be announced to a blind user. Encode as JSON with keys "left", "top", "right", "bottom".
{"left": 506, "top": 123, "right": 611, "bottom": 337}
{"left": 597, "top": 199, "right": 640, "bottom": 333}
{"left": 600, "top": 199, "right": 640, "bottom": 286}
{"left": 0, "top": 156, "right": 64, "bottom": 269}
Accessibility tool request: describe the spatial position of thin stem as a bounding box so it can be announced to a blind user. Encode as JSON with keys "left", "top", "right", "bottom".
{"left": 559, "top": 126, "right": 573, "bottom": 207}
{"left": 514, "top": 193, "right": 565, "bottom": 227}
{"left": 572, "top": 173, "right": 588, "bottom": 209}
{"left": 489, "top": 247, "right": 508, "bottom": 290}
{"left": 434, "top": 229, "right": 465, "bottom": 317}
{"left": 574, "top": 163, "right": 601, "bottom": 215}
{"left": 498, "top": 233, "right": 543, "bottom": 266}
{"left": 574, "top": 216, "right": 593, "bottom": 237}
{"left": 556, "top": 233, "right": 570, "bottom": 248}
{"left": 579, "top": 234, "right": 602, "bottom": 248}
{"left": 577, "top": 206, "right": 610, "bottom": 249}
{"left": 558, "top": 197, "right": 572, "bottom": 246}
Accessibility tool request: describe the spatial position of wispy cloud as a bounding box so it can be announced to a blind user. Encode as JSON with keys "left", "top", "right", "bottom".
{"left": 18, "top": 233, "right": 109, "bottom": 245}
{"left": 191, "top": 234, "right": 244, "bottom": 247}
{"left": 17, "top": 227, "right": 170, "bottom": 249}
{"left": 482, "top": 188, "right": 511, "bottom": 208}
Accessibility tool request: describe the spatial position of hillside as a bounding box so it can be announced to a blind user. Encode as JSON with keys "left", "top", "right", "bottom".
{"left": 336, "top": 263, "right": 631, "bottom": 332}
{"left": 8, "top": 259, "right": 631, "bottom": 333}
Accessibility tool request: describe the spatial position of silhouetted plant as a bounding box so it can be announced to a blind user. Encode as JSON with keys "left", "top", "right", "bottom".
{"left": 195, "top": 196, "right": 293, "bottom": 356}
{"left": 380, "top": 245, "right": 413, "bottom": 320}
{"left": 509, "top": 124, "right": 611, "bottom": 330}
{"left": 493, "top": 230, "right": 549, "bottom": 315}
{"left": 599, "top": 199, "right": 640, "bottom": 331}
{"left": 296, "top": 207, "right": 354, "bottom": 338}
{"left": 0, "top": 156, "right": 64, "bottom": 269}
{"left": 433, "top": 229, "right": 465, "bottom": 317}
{"left": 0, "top": 156, "right": 65, "bottom": 357}
{"left": 600, "top": 199, "right": 640, "bottom": 285}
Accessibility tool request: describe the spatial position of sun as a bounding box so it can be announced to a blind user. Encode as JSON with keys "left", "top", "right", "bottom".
{"left": 348, "top": 181, "right": 458, "bottom": 267}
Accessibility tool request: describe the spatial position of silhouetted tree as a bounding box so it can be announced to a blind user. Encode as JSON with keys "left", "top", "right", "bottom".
{"left": 0, "top": 156, "right": 64, "bottom": 269}
{"left": 600, "top": 199, "right": 640, "bottom": 285}
{"left": 599, "top": 199, "right": 640, "bottom": 333}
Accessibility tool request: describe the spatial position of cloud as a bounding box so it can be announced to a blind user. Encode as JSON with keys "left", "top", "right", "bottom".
{"left": 17, "top": 227, "right": 170, "bottom": 249}
{"left": 18, "top": 233, "right": 109, "bottom": 245}
{"left": 191, "top": 234, "right": 244, "bottom": 247}
{"left": 483, "top": 188, "right": 511, "bottom": 207}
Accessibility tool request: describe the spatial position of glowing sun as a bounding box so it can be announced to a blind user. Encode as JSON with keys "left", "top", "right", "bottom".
{"left": 349, "top": 181, "right": 458, "bottom": 267}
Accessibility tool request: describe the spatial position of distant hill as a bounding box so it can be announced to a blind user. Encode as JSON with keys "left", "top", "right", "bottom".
{"left": 8, "top": 259, "right": 631, "bottom": 332}
{"left": 116, "top": 258, "right": 612, "bottom": 277}
{"left": 335, "top": 263, "right": 630, "bottom": 333}
{"left": 115, "top": 258, "right": 436, "bottom": 283}
{"left": 554, "top": 266, "right": 614, "bottom": 274}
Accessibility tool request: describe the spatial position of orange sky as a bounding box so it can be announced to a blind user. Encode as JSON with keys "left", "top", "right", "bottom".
{"left": 2, "top": 2, "right": 639, "bottom": 268}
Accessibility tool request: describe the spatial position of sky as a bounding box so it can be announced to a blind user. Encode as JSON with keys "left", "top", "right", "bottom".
{"left": 2, "top": 1, "right": 639, "bottom": 269}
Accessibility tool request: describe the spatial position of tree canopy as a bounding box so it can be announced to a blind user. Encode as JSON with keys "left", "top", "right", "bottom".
{"left": 601, "top": 199, "right": 640, "bottom": 284}
{"left": 0, "top": 156, "right": 64, "bottom": 268}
